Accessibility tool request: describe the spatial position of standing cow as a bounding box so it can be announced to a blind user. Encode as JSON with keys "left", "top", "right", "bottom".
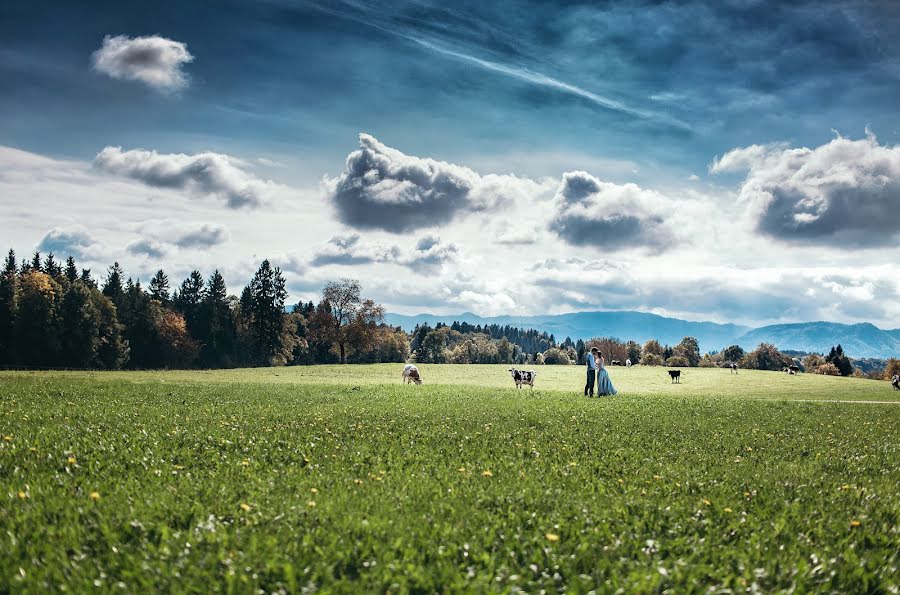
{"left": 509, "top": 368, "right": 536, "bottom": 389}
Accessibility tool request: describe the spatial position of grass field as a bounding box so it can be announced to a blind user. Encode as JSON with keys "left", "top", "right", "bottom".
{"left": 1, "top": 365, "right": 898, "bottom": 592}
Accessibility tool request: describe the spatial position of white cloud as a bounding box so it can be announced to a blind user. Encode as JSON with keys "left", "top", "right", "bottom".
{"left": 711, "top": 131, "right": 900, "bottom": 245}
{"left": 548, "top": 171, "right": 677, "bottom": 251}
{"left": 94, "top": 146, "right": 275, "bottom": 208}
{"left": 92, "top": 34, "right": 194, "bottom": 91}
{"left": 37, "top": 225, "right": 103, "bottom": 260}
{"left": 324, "top": 133, "right": 539, "bottom": 232}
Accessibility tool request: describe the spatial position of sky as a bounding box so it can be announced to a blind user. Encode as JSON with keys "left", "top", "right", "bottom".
{"left": 2, "top": 0, "right": 900, "bottom": 328}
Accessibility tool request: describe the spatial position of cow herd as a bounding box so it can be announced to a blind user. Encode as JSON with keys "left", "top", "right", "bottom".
{"left": 401, "top": 365, "right": 900, "bottom": 390}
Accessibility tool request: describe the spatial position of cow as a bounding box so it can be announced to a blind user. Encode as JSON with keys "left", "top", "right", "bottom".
{"left": 402, "top": 364, "right": 422, "bottom": 385}
{"left": 611, "top": 360, "right": 622, "bottom": 366}
{"left": 625, "top": 359, "right": 632, "bottom": 368}
{"left": 892, "top": 375, "right": 899, "bottom": 390}
{"left": 509, "top": 368, "right": 536, "bottom": 389}
{"left": 783, "top": 365, "right": 800, "bottom": 375}
{"left": 668, "top": 369, "right": 681, "bottom": 383}
{"left": 730, "top": 362, "right": 738, "bottom": 374}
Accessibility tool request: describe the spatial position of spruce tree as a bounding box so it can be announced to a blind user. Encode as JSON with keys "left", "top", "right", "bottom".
{"left": 65, "top": 256, "right": 78, "bottom": 283}
{"left": 0, "top": 250, "right": 18, "bottom": 362}
{"left": 102, "top": 262, "right": 125, "bottom": 309}
{"left": 199, "top": 270, "right": 235, "bottom": 367}
{"left": 242, "top": 260, "right": 288, "bottom": 365}
{"left": 149, "top": 270, "right": 171, "bottom": 304}
{"left": 31, "top": 252, "right": 41, "bottom": 272}
{"left": 173, "top": 271, "right": 204, "bottom": 338}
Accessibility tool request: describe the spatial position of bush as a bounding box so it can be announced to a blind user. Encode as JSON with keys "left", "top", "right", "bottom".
{"left": 541, "top": 348, "right": 571, "bottom": 365}
{"left": 816, "top": 362, "right": 841, "bottom": 376}
{"left": 884, "top": 358, "right": 900, "bottom": 380}
{"left": 666, "top": 355, "right": 690, "bottom": 367}
{"left": 640, "top": 353, "right": 665, "bottom": 366}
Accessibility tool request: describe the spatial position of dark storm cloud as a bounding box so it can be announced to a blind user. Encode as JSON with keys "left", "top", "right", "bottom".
{"left": 548, "top": 171, "right": 676, "bottom": 251}
{"left": 711, "top": 131, "right": 900, "bottom": 246}
{"left": 324, "top": 133, "right": 529, "bottom": 233}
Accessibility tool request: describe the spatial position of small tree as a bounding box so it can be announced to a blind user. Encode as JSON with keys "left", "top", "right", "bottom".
{"left": 149, "top": 270, "right": 171, "bottom": 304}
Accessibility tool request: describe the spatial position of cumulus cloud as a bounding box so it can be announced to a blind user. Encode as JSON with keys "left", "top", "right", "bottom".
{"left": 37, "top": 225, "right": 102, "bottom": 259}
{"left": 127, "top": 238, "right": 169, "bottom": 259}
{"left": 310, "top": 234, "right": 401, "bottom": 266}
{"left": 324, "top": 133, "right": 535, "bottom": 232}
{"left": 94, "top": 147, "right": 273, "bottom": 208}
{"left": 126, "top": 221, "right": 229, "bottom": 259}
{"left": 308, "top": 232, "right": 459, "bottom": 272}
{"left": 711, "top": 131, "right": 900, "bottom": 245}
{"left": 548, "top": 171, "right": 676, "bottom": 250}
{"left": 406, "top": 235, "right": 459, "bottom": 271}
{"left": 92, "top": 34, "right": 194, "bottom": 91}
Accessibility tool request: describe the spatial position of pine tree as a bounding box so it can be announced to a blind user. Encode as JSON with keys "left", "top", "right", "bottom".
{"left": 43, "top": 253, "right": 63, "bottom": 280}
{"left": 31, "top": 252, "right": 41, "bottom": 272}
{"left": 80, "top": 269, "right": 96, "bottom": 288}
{"left": 102, "top": 262, "right": 125, "bottom": 309}
{"left": 241, "top": 260, "right": 289, "bottom": 365}
{"left": 198, "top": 270, "right": 235, "bottom": 367}
{"left": 65, "top": 256, "right": 78, "bottom": 283}
{"left": 149, "top": 270, "right": 171, "bottom": 304}
{"left": 0, "top": 250, "right": 18, "bottom": 362}
{"left": 173, "top": 271, "right": 204, "bottom": 337}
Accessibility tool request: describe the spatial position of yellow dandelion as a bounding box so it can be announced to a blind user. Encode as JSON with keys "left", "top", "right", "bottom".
{"left": 850, "top": 520, "right": 861, "bottom": 528}
{"left": 482, "top": 470, "right": 493, "bottom": 477}
{"left": 310, "top": 487, "right": 319, "bottom": 494}
{"left": 545, "top": 533, "right": 560, "bottom": 542}
{"left": 241, "top": 459, "right": 250, "bottom": 466}
{"left": 18, "top": 491, "right": 27, "bottom": 500}
{"left": 240, "top": 502, "right": 251, "bottom": 512}
{"left": 90, "top": 491, "right": 101, "bottom": 502}
{"left": 640, "top": 489, "right": 647, "bottom": 496}
{"left": 307, "top": 500, "right": 316, "bottom": 508}
{"left": 353, "top": 479, "right": 363, "bottom": 485}
{"left": 29, "top": 447, "right": 37, "bottom": 453}
{"left": 841, "top": 484, "right": 850, "bottom": 491}
{"left": 173, "top": 464, "right": 184, "bottom": 470}
{"left": 724, "top": 507, "right": 733, "bottom": 513}
{"left": 67, "top": 456, "right": 77, "bottom": 465}
{"left": 568, "top": 462, "right": 577, "bottom": 467}
{"left": 457, "top": 467, "right": 466, "bottom": 473}
{"left": 3, "top": 435, "right": 11, "bottom": 441}
{"left": 702, "top": 499, "right": 711, "bottom": 506}
{"left": 653, "top": 475, "right": 662, "bottom": 480}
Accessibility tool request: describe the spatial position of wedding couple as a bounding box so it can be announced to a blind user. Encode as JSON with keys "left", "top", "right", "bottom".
{"left": 584, "top": 347, "right": 617, "bottom": 397}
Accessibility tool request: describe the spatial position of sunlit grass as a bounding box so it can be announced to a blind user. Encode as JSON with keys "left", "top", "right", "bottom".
{"left": 1, "top": 365, "right": 898, "bottom": 591}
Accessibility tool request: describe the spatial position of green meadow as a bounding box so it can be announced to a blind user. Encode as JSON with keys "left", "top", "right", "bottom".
{"left": 1, "top": 365, "right": 898, "bottom": 592}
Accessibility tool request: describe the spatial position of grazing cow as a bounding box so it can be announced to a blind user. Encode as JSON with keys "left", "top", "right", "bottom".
{"left": 611, "top": 360, "right": 622, "bottom": 366}
{"left": 730, "top": 362, "right": 738, "bottom": 374}
{"left": 783, "top": 365, "right": 800, "bottom": 375}
{"left": 625, "top": 359, "right": 632, "bottom": 368}
{"left": 668, "top": 369, "right": 682, "bottom": 383}
{"left": 508, "top": 368, "right": 536, "bottom": 389}
{"left": 402, "top": 364, "right": 422, "bottom": 385}
{"left": 892, "top": 375, "right": 899, "bottom": 390}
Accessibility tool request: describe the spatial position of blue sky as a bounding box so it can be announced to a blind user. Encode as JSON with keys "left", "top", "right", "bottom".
{"left": 2, "top": 0, "right": 900, "bottom": 327}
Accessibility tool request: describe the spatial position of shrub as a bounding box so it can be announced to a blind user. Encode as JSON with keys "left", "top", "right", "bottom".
{"left": 666, "top": 355, "right": 690, "bottom": 367}
{"left": 541, "top": 348, "right": 571, "bottom": 365}
{"left": 816, "top": 362, "right": 841, "bottom": 376}
{"left": 640, "top": 353, "right": 665, "bottom": 366}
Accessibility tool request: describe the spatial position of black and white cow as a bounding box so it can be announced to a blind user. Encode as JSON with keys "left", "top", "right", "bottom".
{"left": 402, "top": 364, "right": 422, "bottom": 385}
{"left": 509, "top": 368, "right": 536, "bottom": 389}
{"left": 892, "top": 375, "right": 899, "bottom": 390}
{"left": 729, "top": 362, "right": 738, "bottom": 374}
{"left": 783, "top": 365, "right": 800, "bottom": 375}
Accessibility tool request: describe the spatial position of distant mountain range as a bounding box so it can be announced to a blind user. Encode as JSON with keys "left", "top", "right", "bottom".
{"left": 383, "top": 311, "right": 900, "bottom": 359}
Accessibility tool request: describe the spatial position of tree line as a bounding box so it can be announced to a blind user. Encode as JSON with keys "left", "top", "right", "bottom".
{"left": 0, "top": 249, "right": 407, "bottom": 369}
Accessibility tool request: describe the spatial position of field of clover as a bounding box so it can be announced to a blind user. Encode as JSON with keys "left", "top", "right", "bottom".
{"left": 1, "top": 365, "right": 898, "bottom": 592}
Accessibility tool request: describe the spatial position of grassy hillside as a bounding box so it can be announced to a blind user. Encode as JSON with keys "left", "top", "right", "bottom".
{"left": 1, "top": 366, "right": 898, "bottom": 592}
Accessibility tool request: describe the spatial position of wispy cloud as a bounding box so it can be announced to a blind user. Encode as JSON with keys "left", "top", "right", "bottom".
{"left": 309, "top": 2, "right": 689, "bottom": 131}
